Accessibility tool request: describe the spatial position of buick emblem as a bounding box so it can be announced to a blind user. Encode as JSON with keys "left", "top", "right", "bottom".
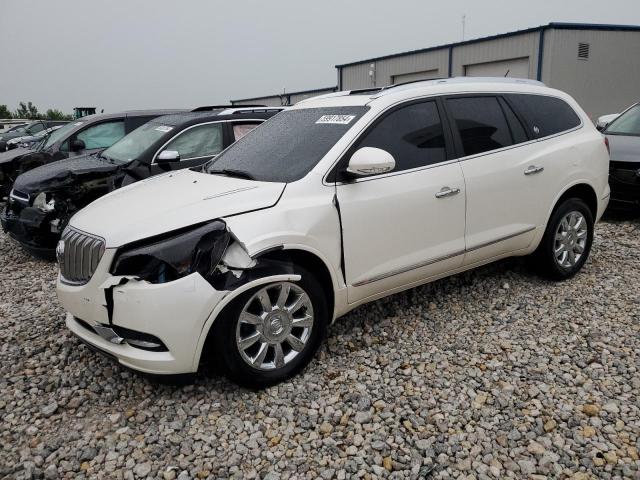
{"left": 55, "top": 240, "right": 65, "bottom": 264}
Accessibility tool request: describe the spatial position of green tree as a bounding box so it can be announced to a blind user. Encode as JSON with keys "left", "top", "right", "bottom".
{"left": 0, "top": 105, "right": 11, "bottom": 119}
{"left": 45, "top": 109, "right": 73, "bottom": 121}
{"left": 15, "top": 101, "right": 42, "bottom": 119}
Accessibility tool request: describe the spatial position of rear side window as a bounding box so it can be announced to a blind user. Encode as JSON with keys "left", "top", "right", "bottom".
{"left": 77, "top": 121, "right": 126, "bottom": 149}
{"left": 355, "top": 100, "right": 447, "bottom": 171}
{"left": 506, "top": 94, "right": 581, "bottom": 138}
{"left": 446, "top": 96, "right": 513, "bottom": 156}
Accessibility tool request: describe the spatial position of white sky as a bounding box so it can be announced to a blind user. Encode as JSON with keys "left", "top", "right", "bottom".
{"left": 1, "top": 0, "right": 639, "bottom": 113}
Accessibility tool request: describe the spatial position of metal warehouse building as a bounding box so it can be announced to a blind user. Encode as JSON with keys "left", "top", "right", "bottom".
{"left": 231, "top": 86, "right": 337, "bottom": 108}
{"left": 232, "top": 23, "right": 640, "bottom": 119}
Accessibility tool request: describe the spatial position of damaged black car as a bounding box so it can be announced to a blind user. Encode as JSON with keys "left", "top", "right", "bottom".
{"left": 1, "top": 107, "right": 282, "bottom": 258}
{"left": 0, "top": 110, "right": 181, "bottom": 200}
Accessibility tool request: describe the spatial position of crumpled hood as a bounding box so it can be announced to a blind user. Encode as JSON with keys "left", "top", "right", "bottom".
{"left": 607, "top": 134, "right": 640, "bottom": 163}
{"left": 69, "top": 169, "right": 286, "bottom": 248}
{"left": 12, "top": 154, "right": 119, "bottom": 194}
{"left": 0, "top": 147, "right": 32, "bottom": 166}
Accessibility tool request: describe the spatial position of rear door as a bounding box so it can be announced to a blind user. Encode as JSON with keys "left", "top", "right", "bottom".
{"left": 336, "top": 99, "right": 466, "bottom": 303}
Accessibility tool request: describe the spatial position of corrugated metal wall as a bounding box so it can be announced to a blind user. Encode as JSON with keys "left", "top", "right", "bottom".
{"left": 232, "top": 88, "right": 336, "bottom": 106}
{"left": 231, "top": 96, "right": 286, "bottom": 107}
{"left": 450, "top": 31, "right": 540, "bottom": 78}
{"left": 340, "top": 49, "right": 449, "bottom": 90}
{"left": 543, "top": 29, "right": 640, "bottom": 119}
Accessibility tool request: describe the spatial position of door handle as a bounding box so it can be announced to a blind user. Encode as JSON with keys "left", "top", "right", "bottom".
{"left": 524, "top": 165, "right": 544, "bottom": 175}
{"left": 435, "top": 186, "right": 461, "bottom": 199}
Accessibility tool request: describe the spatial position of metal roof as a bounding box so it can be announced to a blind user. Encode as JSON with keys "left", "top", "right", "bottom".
{"left": 335, "top": 22, "right": 640, "bottom": 68}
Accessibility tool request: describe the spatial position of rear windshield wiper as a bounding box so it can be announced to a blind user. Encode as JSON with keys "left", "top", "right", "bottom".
{"left": 209, "top": 168, "right": 255, "bottom": 180}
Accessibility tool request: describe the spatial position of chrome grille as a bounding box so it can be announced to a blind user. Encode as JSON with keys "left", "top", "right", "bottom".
{"left": 58, "top": 227, "right": 105, "bottom": 285}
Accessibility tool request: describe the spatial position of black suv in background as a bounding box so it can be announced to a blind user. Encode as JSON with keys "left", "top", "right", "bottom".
{"left": 0, "top": 110, "right": 181, "bottom": 199}
{"left": 0, "top": 120, "right": 68, "bottom": 151}
{"left": 1, "top": 107, "right": 282, "bottom": 257}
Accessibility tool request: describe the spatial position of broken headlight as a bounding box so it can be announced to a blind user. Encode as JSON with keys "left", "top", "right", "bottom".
{"left": 32, "top": 192, "right": 56, "bottom": 212}
{"left": 111, "top": 220, "right": 230, "bottom": 284}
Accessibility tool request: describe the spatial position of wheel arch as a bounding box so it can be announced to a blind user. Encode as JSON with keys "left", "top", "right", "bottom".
{"left": 549, "top": 181, "right": 599, "bottom": 222}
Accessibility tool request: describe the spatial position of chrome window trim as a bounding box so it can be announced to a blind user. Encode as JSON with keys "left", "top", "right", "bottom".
{"left": 322, "top": 92, "right": 584, "bottom": 186}
{"left": 151, "top": 118, "right": 264, "bottom": 165}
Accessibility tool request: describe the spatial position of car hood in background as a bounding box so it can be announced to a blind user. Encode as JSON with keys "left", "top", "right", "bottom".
{"left": 606, "top": 134, "right": 640, "bottom": 163}
{"left": 0, "top": 147, "right": 33, "bottom": 166}
{"left": 12, "top": 154, "right": 120, "bottom": 194}
{"left": 69, "top": 169, "right": 286, "bottom": 248}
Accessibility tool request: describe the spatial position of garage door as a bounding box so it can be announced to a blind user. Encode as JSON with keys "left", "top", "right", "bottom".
{"left": 391, "top": 69, "right": 440, "bottom": 84}
{"left": 464, "top": 57, "right": 530, "bottom": 79}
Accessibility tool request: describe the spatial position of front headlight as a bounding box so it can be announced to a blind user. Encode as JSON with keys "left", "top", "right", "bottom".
{"left": 111, "top": 220, "right": 230, "bottom": 284}
{"left": 32, "top": 192, "right": 55, "bottom": 212}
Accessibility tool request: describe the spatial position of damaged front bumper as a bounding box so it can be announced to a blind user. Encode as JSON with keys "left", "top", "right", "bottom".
{"left": 1, "top": 200, "right": 61, "bottom": 253}
{"left": 57, "top": 249, "right": 229, "bottom": 374}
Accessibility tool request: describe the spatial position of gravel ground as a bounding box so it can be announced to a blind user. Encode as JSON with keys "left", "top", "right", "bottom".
{"left": 1, "top": 217, "right": 639, "bottom": 480}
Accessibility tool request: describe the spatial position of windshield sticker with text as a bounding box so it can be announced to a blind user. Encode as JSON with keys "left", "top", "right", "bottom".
{"left": 154, "top": 126, "right": 173, "bottom": 132}
{"left": 316, "top": 115, "right": 356, "bottom": 125}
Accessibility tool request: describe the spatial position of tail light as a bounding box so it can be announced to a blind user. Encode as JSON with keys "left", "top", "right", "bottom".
{"left": 604, "top": 137, "right": 610, "bottom": 156}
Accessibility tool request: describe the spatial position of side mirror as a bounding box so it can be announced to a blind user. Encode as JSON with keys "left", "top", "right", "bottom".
{"left": 156, "top": 150, "right": 180, "bottom": 163}
{"left": 70, "top": 139, "right": 86, "bottom": 152}
{"left": 346, "top": 147, "right": 395, "bottom": 178}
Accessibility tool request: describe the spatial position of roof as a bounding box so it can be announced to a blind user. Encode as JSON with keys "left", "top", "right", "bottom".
{"left": 335, "top": 22, "right": 640, "bottom": 68}
{"left": 231, "top": 86, "right": 338, "bottom": 103}
{"left": 150, "top": 109, "right": 280, "bottom": 127}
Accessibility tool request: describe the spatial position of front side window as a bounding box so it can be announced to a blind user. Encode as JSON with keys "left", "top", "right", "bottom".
{"left": 605, "top": 104, "right": 640, "bottom": 136}
{"left": 77, "top": 121, "right": 126, "bottom": 149}
{"left": 354, "top": 101, "right": 447, "bottom": 171}
{"left": 162, "top": 123, "right": 223, "bottom": 161}
{"left": 447, "top": 96, "right": 513, "bottom": 156}
{"left": 507, "top": 94, "right": 581, "bottom": 138}
{"left": 206, "top": 107, "right": 369, "bottom": 182}
{"left": 27, "top": 123, "right": 45, "bottom": 134}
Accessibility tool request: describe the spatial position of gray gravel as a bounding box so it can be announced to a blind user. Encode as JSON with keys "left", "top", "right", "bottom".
{"left": 1, "top": 217, "right": 639, "bottom": 479}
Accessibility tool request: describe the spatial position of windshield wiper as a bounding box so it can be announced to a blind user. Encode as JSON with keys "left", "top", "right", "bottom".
{"left": 209, "top": 168, "right": 255, "bottom": 180}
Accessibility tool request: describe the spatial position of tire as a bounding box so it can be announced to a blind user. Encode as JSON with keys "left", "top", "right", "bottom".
{"left": 210, "top": 266, "right": 328, "bottom": 389}
{"left": 532, "top": 198, "right": 594, "bottom": 280}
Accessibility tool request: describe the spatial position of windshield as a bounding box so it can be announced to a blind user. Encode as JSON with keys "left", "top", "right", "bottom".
{"left": 101, "top": 122, "right": 171, "bottom": 163}
{"left": 41, "top": 121, "right": 80, "bottom": 150}
{"left": 205, "top": 106, "right": 369, "bottom": 182}
{"left": 606, "top": 104, "right": 640, "bottom": 136}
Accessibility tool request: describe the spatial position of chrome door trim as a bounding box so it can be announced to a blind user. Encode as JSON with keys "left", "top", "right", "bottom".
{"left": 351, "top": 225, "right": 536, "bottom": 287}
{"left": 351, "top": 249, "right": 465, "bottom": 287}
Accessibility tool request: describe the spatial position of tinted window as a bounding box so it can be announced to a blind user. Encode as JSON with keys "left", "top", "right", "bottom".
{"left": 605, "top": 104, "right": 640, "bottom": 136}
{"left": 207, "top": 107, "right": 369, "bottom": 183}
{"left": 499, "top": 97, "right": 528, "bottom": 144}
{"left": 507, "top": 94, "right": 581, "bottom": 138}
{"left": 355, "top": 101, "right": 446, "bottom": 172}
{"left": 447, "top": 97, "right": 512, "bottom": 156}
{"left": 77, "top": 121, "right": 126, "bottom": 149}
{"left": 163, "top": 123, "right": 223, "bottom": 160}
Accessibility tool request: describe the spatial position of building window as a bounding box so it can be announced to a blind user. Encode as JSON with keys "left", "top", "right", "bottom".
{"left": 578, "top": 43, "right": 590, "bottom": 60}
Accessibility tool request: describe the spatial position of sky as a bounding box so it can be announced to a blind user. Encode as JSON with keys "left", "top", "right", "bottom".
{"left": 1, "top": 0, "right": 639, "bottom": 113}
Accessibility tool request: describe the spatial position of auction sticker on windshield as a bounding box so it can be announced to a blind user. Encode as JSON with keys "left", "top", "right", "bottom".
{"left": 316, "top": 115, "right": 356, "bottom": 125}
{"left": 154, "top": 126, "right": 173, "bottom": 132}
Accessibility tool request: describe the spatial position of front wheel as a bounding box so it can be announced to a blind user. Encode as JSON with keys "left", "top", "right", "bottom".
{"left": 532, "top": 198, "right": 594, "bottom": 280}
{"left": 210, "top": 266, "right": 327, "bottom": 389}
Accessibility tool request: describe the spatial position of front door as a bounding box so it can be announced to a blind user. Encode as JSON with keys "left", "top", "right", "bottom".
{"left": 336, "top": 100, "right": 466, "bottom": 303}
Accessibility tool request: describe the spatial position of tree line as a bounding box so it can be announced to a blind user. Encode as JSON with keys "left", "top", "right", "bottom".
{"left": 0, "top": 102, "right": 73, "bottom": 121}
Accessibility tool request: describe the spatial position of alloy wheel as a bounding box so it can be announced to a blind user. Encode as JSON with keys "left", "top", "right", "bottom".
{"left": 554, "top": 211, "right": 588, "bottom": 268}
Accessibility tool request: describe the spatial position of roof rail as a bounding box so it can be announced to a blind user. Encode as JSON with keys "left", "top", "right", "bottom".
{"left": 217, "top": 107, "right": 286, "bottom": 115}
{"left": 192, "top": 104, "right": 266, "bottom": 112}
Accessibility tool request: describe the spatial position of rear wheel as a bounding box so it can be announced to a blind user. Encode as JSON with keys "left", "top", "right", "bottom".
{"left": 210, "top": 266, "right": 327, "bottom": 389}
{"left": 532, "top": 198, "right": 594, "bottom": 280}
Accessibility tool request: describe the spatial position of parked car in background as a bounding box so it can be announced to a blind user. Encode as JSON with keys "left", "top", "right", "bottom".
{"left": 602, "top": 101, "right": 640, "bottom": 210}
{"left": 0, "top": 121, "right": 28, "bottom": 134}
{"left": 55, "top": 78, "right": 609, "bottom": 388}
{"left": 0, "top": 110, "right": 181, "bottom": 200}
{"left": 596, "top": 113, "right": 620, "bottom": 131}
{"left": 0, "top": 120, "right": 68, "bottom": 151}
{"left": 2, "top": 107, "right": 281, "bottom": 257}
{"left": 4, "top": 125, "right": 65, "bottom": 151}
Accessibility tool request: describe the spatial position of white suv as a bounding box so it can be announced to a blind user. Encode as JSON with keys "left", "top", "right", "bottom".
{"left": 56, "top": 78, "right": 610, "bottom": 387}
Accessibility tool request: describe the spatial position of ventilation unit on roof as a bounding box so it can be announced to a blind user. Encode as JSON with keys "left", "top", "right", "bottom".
{"left": 578, "top": 43, "right": 590, "bottom": 60}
